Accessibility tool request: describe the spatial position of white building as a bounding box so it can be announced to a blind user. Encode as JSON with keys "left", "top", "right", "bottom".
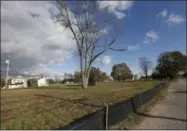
{"left": 9, "top": 76, "right": 28, "bottom": 89}
{"left": 37, "top": 78, "right": 49, "bottom": 87}
{"left": 6, "top": 76, "right": 49, "bottom": 89}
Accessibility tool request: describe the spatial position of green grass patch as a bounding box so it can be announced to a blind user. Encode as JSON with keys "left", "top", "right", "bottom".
{"left": 1, "top": 80, "right": 160, "bottom": 129}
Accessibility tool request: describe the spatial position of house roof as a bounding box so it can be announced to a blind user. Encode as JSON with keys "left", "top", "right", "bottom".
{"left": 11, "top": 75, "right": 27, "bottom": 80}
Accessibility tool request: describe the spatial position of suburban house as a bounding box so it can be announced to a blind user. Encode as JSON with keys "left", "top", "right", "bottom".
{"left": 7, "top": 76, "right": 49, "bottom": 89}
{"left": 37, "top": 78, "right": 49, "bottom": 87}
{"left": 9, "top": 76, "right": 28, "bottom": 89}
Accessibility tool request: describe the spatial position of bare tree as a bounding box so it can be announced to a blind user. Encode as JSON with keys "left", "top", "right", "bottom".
{"left": 54, "top": 1, "right": 126, "bottom": 88}
{"left": 139, "top": 57, "right": 152, "bottom": 80}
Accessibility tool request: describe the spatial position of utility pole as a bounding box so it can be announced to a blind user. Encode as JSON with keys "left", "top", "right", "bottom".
{"left": 5, "top": 56, "right": 10, "bottom": 88}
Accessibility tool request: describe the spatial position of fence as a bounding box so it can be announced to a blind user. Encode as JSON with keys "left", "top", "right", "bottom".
{"left": 60, "top": 81, "right": 169, "bottom": 130}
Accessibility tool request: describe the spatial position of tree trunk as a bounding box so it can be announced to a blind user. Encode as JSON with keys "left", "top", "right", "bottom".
{"left": 81, "top": 64, "right": 91, "bottom": 89}
{"left": 82, "top": 77, "right": 88, "bottom": 89}
{"left": 145, "top": 74, "right": 148, "bottom": 80}
{"left": 80, "top": 55, "right": 86, "bottom": 89}
{"left": 80, "top": 59, "right": 90, "bottom": 89}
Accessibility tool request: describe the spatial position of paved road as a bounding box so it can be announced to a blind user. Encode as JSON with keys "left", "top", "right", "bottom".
{"left": 135, "top": 78, "right": 187, "bottom": 129}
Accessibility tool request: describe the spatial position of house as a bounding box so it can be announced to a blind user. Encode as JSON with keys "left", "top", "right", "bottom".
{"left": 6, "top": 76, "right": 49, "bottom": 89}
{"left": 9, "top": 76, "right": 28, "bottom": 89}
{"left": 37, "top": 78, "right": 49, "bottom": 87}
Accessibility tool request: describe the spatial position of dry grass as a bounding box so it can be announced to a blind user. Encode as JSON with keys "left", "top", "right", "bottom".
{"left": 1, "top": 80, "right": 159, "bottom": 129}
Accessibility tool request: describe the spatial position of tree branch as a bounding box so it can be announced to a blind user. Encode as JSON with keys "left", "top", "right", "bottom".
{"left": 109, "top": 48, "right": 127, "bottom": 51}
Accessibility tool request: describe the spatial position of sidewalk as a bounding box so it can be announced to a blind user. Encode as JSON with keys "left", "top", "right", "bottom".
{"left": 134, "top": 79, "right": 187, "bottom": 129}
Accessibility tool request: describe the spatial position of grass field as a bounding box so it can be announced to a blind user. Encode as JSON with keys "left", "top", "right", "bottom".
{"left": 1, "top": 80, "right": 160, "bottom": 129}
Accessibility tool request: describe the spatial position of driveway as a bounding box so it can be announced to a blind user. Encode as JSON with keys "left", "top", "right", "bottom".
{"left": 135, "top": 78, "right": 187, "bottom": 129}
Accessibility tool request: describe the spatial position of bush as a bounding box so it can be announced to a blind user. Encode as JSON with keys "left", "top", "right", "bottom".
{"left": 62, "top": 79, "right": 73, "bottom": 84}
{"left": 27, "top": 80, "right": 32, "bottom": 87}
{"left": 151, "top": 72, "right": 165, "bottom": 80}
{"left": 47, "top": 79, "right": 55, "bottom": 85}
{"left": 29, "top": 79, "right": 38, "bottom": 87}
{"left": 88, "top": 76, "right": 97, "bottom": 85}
{"left": 151, "top": 71, "right": 179, "bottom": 80}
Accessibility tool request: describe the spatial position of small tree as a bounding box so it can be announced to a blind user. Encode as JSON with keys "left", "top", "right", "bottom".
{"left": 139, "top": 57, "right": 152, "bottom": 80}
{"left": 27, "top": 79, "right": 32, "bottom": 87}
{"left": 111, "top": 62, "right": 133, "bottom": 81}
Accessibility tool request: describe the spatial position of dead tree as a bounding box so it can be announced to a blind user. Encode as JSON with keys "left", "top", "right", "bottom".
{"left": 139, "top": 57, "right": 152, "bottom": 80}
{"left": 54, "top": 1, "right": 126, "bottom": 88}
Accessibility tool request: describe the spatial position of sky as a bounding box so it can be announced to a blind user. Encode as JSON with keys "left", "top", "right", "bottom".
{"left": 1, "top": 1, "right": 186, "bottom": 78}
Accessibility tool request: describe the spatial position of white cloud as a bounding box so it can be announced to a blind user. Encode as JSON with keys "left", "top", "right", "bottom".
{"left": 1, "top": 1, "right": 76, "bottom": 76}
{"left": 156, "top": 9, "right": 168, "bottom": 18}
{"left": 126, "top": 31, "right": 158, "bottom": 51}
{"left": 102, "top": 55, "right": 111, "bottom": 65}
{"left": 127, "top": 44, "right": 139, "bottom": 51}
{"left": 157, "top": 9, "right": 185, "bottom": 25}
{"left": 145, "top": 31, "right": 159, "bottom": 43}
{"left": 22, "top": 64, "right": 64, "bottom": 77}
{"left": 98, "top": 1, "right": 134, "bottom": 19}
{"left": 166, "top": 13, "right": 185, "bottom": 25}
{"left": 114, "top": 11, "right": 126, "bottom": 19}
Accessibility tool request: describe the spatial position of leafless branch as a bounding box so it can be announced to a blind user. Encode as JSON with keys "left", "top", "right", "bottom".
{"left": 54, "top": 1, "right": 126, "bottom": 88}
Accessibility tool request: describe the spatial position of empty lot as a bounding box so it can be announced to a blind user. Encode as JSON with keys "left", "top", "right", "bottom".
{"left": 1, "top": 80, "right": 159, "bottom": 129}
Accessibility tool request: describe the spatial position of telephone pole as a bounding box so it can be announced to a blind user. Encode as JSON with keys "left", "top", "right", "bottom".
{"left": 5, "top": 56, "right": 10, "bottom": 88}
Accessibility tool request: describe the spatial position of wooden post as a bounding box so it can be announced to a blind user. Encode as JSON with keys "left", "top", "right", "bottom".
{"left": 105, "top": 103, "right": 108, "bottom": 130}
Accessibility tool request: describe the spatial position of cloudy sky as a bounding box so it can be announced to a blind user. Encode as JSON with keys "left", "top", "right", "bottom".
{"left": 1, "top": 1, "right": 186, "bottom": 77}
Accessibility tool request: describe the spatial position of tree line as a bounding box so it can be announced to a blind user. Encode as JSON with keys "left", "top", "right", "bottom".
{"left": 1, "top": 50, "right": 186, "bottom": 88}
{"left": 61, "top": 67, "right": 111, "bottom": 85}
